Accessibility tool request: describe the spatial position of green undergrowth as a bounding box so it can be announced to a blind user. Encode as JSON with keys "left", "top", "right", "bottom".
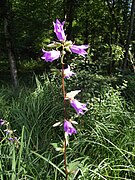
{"left": 0, "top": 73, "right": 135, "bottom": 179}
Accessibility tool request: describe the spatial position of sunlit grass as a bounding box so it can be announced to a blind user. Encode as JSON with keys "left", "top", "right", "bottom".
{"left": 0, "top": 73, "right": 135, "bottom": 179}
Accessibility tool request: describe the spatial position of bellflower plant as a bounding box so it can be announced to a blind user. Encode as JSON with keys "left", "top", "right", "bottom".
{"left": 70, "top": 45, "right": 89, "bottom": 57}
{"left": 41, "top": 49, "right": 60, "bottom": 62}
{"left": 0, "top": 118, "right": 18, "bottom": 144}
{"left": 8, "top": 137, "right": 18, "bottom": 142}
{"left": 64, "top": 120, "right": 77, "bottom": 136}
{"left": 70, "top": 99, "right": 88, "bottom": 115}
{"left": 53, "top": 19, "right": 66, "bottom": 41}
{"left": 0, "top": 119, "right": 5, "bottom": 126}
{"left": 4, "top": 129, "right": 13, "bottom": 135}
{"left": 40, "top": 18, "right": 88, "bottom": 179}
{"left": 64, "top": 65, "right": 75, "bottom": 78}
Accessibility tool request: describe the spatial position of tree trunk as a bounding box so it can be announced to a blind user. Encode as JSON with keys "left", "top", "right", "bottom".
{"left": 64, "top": 0, "right": 75, "bottom": 40}
{"left": 106, "top": 0, "right": 124, "bottom": 44}
{"left": 0, "top": 0, "right": 18, "bottom": 88}
{"left": 124, "top": 0, "right": 135, "bottom": 70}
{"left": 4, "top": 16, "right": 18, "bottom": 88}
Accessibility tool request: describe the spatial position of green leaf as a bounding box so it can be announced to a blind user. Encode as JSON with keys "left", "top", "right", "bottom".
{"left": 68, "top": 161, "right": 80, "bottom": 173}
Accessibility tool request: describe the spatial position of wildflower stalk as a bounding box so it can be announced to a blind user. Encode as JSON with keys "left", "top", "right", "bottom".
{"left": 41, "top": 19, "right": 88, "bottom": 179}
{"left": 61, "top": 52, "right": 68, "bottom": 179}
{"left": 64, "top": 138, "right": 68, "bottom": 180}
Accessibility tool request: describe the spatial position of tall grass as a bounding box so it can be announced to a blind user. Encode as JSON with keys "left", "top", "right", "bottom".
{"left": 0, "top": 73, "right": 135, "bottom": 179}
{"left": 69, "top": 86, "right": 135, "bottom": 179}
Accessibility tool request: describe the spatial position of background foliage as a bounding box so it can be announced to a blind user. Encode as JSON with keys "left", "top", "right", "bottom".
{"left": 0, "top": 0, "right": 135, "bottom": 76}
{"left": 0, "top": 0, "right": 135, "bottom": 179}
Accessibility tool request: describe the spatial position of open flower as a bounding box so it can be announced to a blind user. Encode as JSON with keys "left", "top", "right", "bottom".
{"left": 70, "top": 99, "right": 88, "bottom": 115}
{"left": 53, "top": 19, "right": 66, "bottom": 41}
{"left": 0, "top": 119, "right": 5, "bottom": 126}
{"left": 64, "top": 120, "right": 77, "bottom": 136}
{"left": 70, "top": 45, "right": 89, "bottom": 57}
{"left": 8, "top": 137, "right": 18, "bottom": 142}
{"left": 41, "top": 49, "right": 60, "bottom": 62}
{"left": 4, "top": 129, "right": 13, "bottom": 135}
{"left": 64, "top": 65, "right": 75, "bottom": 78}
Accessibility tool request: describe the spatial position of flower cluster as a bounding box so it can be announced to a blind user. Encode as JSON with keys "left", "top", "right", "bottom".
{"left": 41, "top": 19, "right": 89, "bottom": 62}
{"left": 41, "top": 19, "right": 88, "bottom": 136}
{"left": 0, "top": 118, "right": 18, "bottom": 143}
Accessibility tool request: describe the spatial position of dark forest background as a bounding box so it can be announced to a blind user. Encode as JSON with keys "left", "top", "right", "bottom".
{"left": 0, "top": 0, "right": 135, "bottom": 87}
{"left": 0, "top": 1, "right": 135, "bottom": 179}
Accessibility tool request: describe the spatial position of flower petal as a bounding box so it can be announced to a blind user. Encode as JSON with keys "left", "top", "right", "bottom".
{"left": 64, "top": 120, "right": 77, "bottom": 136}
{"left": 66, "top": 90, "right": 81, "bottom": 99}
{"left": 0, "top": 119, "right": 5, "bottom": 126}
{"left": 41, "top": 50, "right": 60, "bottom": 62}
{"left": 70, "top": 45, "right": 89, "bottom": 57}
{"left": 70, "top": 99, "right": 88, "bottom": 115}
{"left": 53, "top": 19, "right": 66, "bottom": 41}
{"left": 64, "top": 65, "right": 75, "bottom": 78}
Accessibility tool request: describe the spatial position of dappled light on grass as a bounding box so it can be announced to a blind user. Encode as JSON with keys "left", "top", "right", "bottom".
{"left": 0, "top": 73, "right": 135, "bottom": 179}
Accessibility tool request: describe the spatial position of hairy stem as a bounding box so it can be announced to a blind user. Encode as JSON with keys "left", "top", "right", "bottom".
{"left": 61, "top": 54, "right": 68, "bottom": 179}
{"left": 64, "top": 138, "right": 68, "bottom": 180}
